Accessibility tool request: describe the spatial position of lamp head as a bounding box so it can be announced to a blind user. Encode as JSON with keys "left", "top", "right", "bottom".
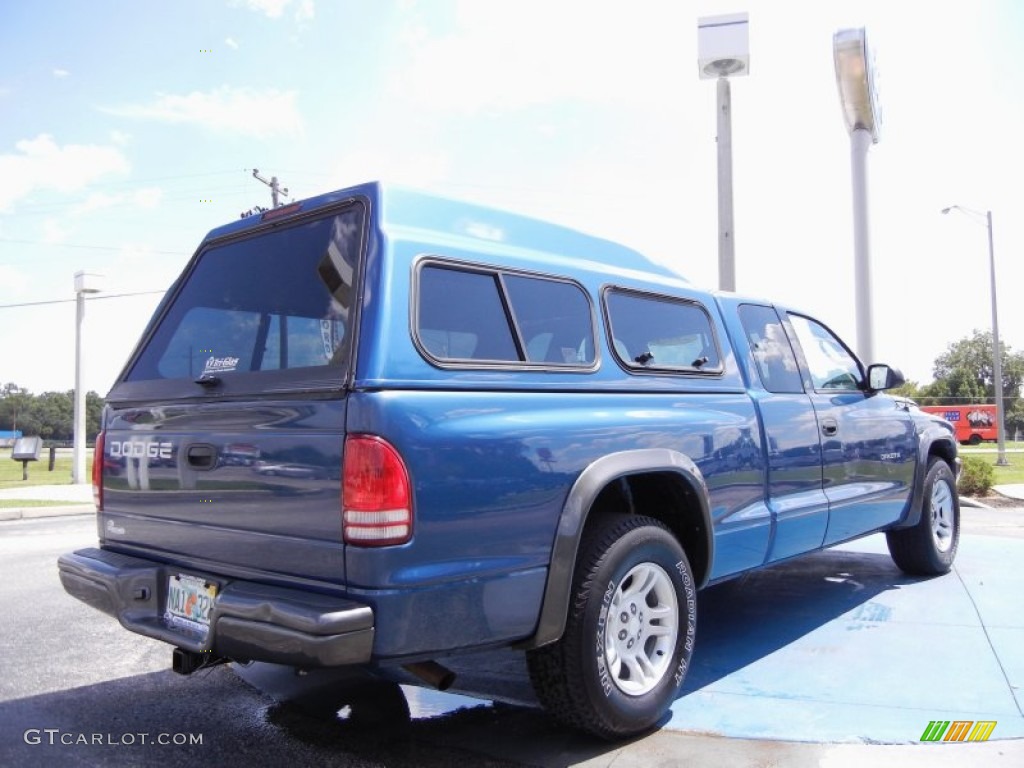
{"left": 698, "top": 13, "right": 750, "bottom": 81}
{"left": 941, "top": 207, "right": 952, "bottom": 215}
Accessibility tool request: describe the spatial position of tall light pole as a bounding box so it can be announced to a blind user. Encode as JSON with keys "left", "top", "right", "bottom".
{"left": 73, "top": 271, "right": 102, "bottom": 484}
{"left": 698, "top": 12, "right": 750, "bottom": 292}
{"left": 834, "top": 28, "right": 882, "bottom": 364}
{"left": 942, "top": 205, "right": 1009, "bottom": 466}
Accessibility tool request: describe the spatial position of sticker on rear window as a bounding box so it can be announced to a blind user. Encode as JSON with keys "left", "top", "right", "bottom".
{"left": 203, "top": 355, "right": 240, "bottom": 375}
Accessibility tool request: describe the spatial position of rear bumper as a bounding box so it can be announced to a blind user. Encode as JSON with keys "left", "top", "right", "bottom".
{"left": 58, "top": 547, "right": 374, "bottom": 668}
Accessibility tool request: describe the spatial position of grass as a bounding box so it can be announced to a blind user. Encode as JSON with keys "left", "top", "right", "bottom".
{"left": 0, "top": 447, "right": 93, "bottom": 489}
{"left": 958, "top": 444, "right": 1024, "bottom": 485}
{"left": 0, "top": 498, "right": 91, "bottom": 509}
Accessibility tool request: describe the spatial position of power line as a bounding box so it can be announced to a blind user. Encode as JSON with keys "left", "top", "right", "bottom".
{"left": 0, "top": 290, "right": 165, "bottom": 309}
{"left": 11, "top": 186, "right": 255, "bottom": 216}
{"left": 0, "top": 238, "right": 189, "bottom": 256}
{"left": 5, "top": 169, "right": 253, "bottom": 215}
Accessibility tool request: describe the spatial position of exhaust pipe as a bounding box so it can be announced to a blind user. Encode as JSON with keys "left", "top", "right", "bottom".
{"left": 402, "top": 660, "right": 456, "bottom": 690}
{"left": 172, "top": 647, "right": 226, "bottom": 675}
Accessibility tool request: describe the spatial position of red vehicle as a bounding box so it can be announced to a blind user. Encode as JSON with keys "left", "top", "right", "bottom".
{"left": 920, "top": 404, "right": 998, "bottom": 445}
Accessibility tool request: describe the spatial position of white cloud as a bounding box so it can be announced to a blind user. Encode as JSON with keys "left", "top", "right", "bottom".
{"left": 133, "top": 187, "right": 163, "bottom": 209}
{"left": 72, "top": 191, "right": 121, "bottom": 216}
{"left": 41, "top": 219, "right": 68, "bottom": 244}
{"left": 52, "top": 68, "right": 70, "bottom": 78}
{"left": 0, "top": 265, "right": 30, "bottom": 296}
{"left": 233, "top": 0, "right": 311, "bottom": 18}
{"left": 295, "top": 0, "right": 314, "bottom": 21}
{"left": 332, "top": 147, "right": 450, "bottom": 189}
{"left": 109, "top": 129, "right": 132, "bottom": 145}
{"left": 110, "top": 243, "right": 183, "bottom": 293}
{"left": 225, "top": 37, "right": 240, "bottom": 50}
{"left": 70, "top": 187, "right": 163, "bottom": 216}
{"left": 101, "top": 86, "right": 304, "bottom": 138}
{"left": 238, "top": 0, "right": 288, "bottom": 17}
{"left": 390, "top": 0, "right": 686, "bottom": 114}
{"left": 0, "top": 134, "right": 129, "bottom": 213}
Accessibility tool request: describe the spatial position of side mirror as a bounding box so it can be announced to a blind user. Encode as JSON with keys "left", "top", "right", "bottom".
{"left": 867, "top": 364, "right": 905, "bottom": 392}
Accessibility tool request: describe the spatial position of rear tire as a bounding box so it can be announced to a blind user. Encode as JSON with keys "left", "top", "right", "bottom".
{"left": 886, "top": 457, "right": 959, "bottom": 575}
{"left": 527, "top": 515, "right": 696, "bottom": 740}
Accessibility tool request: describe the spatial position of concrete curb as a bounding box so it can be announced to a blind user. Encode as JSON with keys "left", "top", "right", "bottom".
{"left": 0, "top": 505, "right": 95, "bottom": 521}
{"left": 960, "top": 496, "right": 991, "bottom": 508}
{"left": 993, "top": 484, "right": 1024, "bottom": 501}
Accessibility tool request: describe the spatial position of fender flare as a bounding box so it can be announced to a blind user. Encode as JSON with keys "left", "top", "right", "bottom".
{"left": 891, "top": 429, "right": 959, "bottom": 530}
{"left": 523, "top": 448, "right": 713, "bottom": 649}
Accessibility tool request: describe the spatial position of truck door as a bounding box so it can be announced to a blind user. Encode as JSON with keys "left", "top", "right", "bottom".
{"left": 736, "top": 304, "right": 829, "bottom": 562}
{"left": 785, "top": 313, "right": 918, "bottom": 544}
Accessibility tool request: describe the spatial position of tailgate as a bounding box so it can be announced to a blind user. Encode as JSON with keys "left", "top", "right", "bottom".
{"left": 98, "top": 400, "right": 347, "bottom": 585}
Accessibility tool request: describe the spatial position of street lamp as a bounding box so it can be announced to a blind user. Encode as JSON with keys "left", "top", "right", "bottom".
{"left": 834, "top": 27, "right": 882, "bottom": 364}
{"left": 698, "top": 12, "right": 750, "bottom": 292}
{"left": 73, "top": 271, "right": 102, "bottom": 484}
{"left": 941, "top": 205, "right": 1009, "bottom": 466}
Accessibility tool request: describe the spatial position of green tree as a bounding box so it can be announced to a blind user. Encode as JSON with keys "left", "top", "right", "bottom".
{"left": 931, "top": 329, "right": 1024, "bottom": 404}
{"left": 0, "top": 383, "right": 32, "bottom": 434}
{"left": 0, "top": 386, "right": 105, "bottom": 441}
{"left": 890, "top": 380, "right": 923, "bottom": 401}
{"left": 30, "top": 391, "right": 74, "bottom": 440}
{"left": 924, "top": 329, "right": 1024, "bottom": 435}
{"left": 86, "top": 391, "right": 104, "bottom": 441}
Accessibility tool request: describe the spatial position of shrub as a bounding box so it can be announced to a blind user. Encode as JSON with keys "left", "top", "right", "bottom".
{"left": 958, "top": 456, "right": 995, "bottom": 496}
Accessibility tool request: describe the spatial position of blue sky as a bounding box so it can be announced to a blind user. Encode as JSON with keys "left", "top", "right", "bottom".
{"left": 1, "top": 0, "right": 1022, "bottom": 395}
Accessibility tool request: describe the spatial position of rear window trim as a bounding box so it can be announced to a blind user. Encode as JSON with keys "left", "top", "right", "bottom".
{"left": 108, "top": 197, "right": 369, "bottom": 403}
{"left": 411, "top": 255, "right": 600, "bottom": 373}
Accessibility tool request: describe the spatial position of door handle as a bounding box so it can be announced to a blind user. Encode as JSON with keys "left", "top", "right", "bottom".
{"left": 186, "top": 444, "right": 217, "bottom": 470}
{"left": 821, "top": 419, "right": 839, "bottom": 437}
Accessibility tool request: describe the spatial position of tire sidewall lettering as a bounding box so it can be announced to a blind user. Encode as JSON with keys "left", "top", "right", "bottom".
{"left": 584, "top": 530, "right": 696, "bottom": 722}
{"left": 595, "top": 581, "right": 615, "bottom": 697}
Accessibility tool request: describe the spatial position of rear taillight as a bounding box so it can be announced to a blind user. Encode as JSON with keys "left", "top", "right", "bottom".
{"left": 342, "top": 435, "right": 412, "bottom": 546}
{"left": 92, "top": 431, "right": 104, "bottom": 510}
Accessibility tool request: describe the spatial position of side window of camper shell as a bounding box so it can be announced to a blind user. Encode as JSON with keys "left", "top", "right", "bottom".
{"left": 604, "top": 289, "right": 722, "bottom": 373}
{"left": 415, "top": 262, "right": 596, "bottom": 367}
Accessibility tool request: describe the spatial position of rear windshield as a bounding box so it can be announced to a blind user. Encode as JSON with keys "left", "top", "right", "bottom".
{"left": 125, "top": 205, "right": 362, "bottom": 385}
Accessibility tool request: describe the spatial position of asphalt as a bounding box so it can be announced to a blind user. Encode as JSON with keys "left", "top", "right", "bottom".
{"left": 4, "top": 482, "right": 1023, "bottom": 761}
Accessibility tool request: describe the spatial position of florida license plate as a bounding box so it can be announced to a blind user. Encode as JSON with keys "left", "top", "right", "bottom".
{"left": 165, "top": 573, "right": 217, "bottom": 637}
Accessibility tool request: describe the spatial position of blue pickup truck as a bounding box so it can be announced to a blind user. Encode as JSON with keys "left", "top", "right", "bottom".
{"left": 59, "top": 182, "right": 960, "bottom": 739}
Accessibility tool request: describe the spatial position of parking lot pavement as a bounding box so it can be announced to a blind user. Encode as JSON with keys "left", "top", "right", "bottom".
{"left": 665, "top": 532, "right": 1024, "bottom": 743}
{"left": 4, "top": 493, "right": 1023, "bottom": 761}
{"left": 0, "top": 483, "right": 93, "bottom": 502}
{"left": 239, "top": 527, "right": 1024, "bottom": 761}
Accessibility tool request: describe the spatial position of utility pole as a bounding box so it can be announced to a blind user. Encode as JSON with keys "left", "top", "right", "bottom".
{"left": 251, "top": 168, "right": 289, "bottom": 209}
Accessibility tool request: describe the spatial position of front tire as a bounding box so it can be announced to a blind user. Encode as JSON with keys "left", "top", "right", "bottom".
{"left": 527, "top": 515, "right": 696, "bottom": 740}
{"left": 886, "top": 457, "right": 960, "bottom": 575}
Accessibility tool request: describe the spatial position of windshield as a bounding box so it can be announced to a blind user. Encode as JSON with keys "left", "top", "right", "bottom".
{"left": 125, "top": 205, "right": 362, "bottom": 384}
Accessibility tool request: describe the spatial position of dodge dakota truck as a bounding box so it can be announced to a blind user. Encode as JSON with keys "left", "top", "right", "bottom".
{"left": 59, "top": 182, "right": 960, "bottom": 739}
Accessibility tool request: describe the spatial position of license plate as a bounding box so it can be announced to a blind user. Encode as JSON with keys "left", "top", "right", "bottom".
{"left": 165, "top": 573, "right": 217, "bottom": 637}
